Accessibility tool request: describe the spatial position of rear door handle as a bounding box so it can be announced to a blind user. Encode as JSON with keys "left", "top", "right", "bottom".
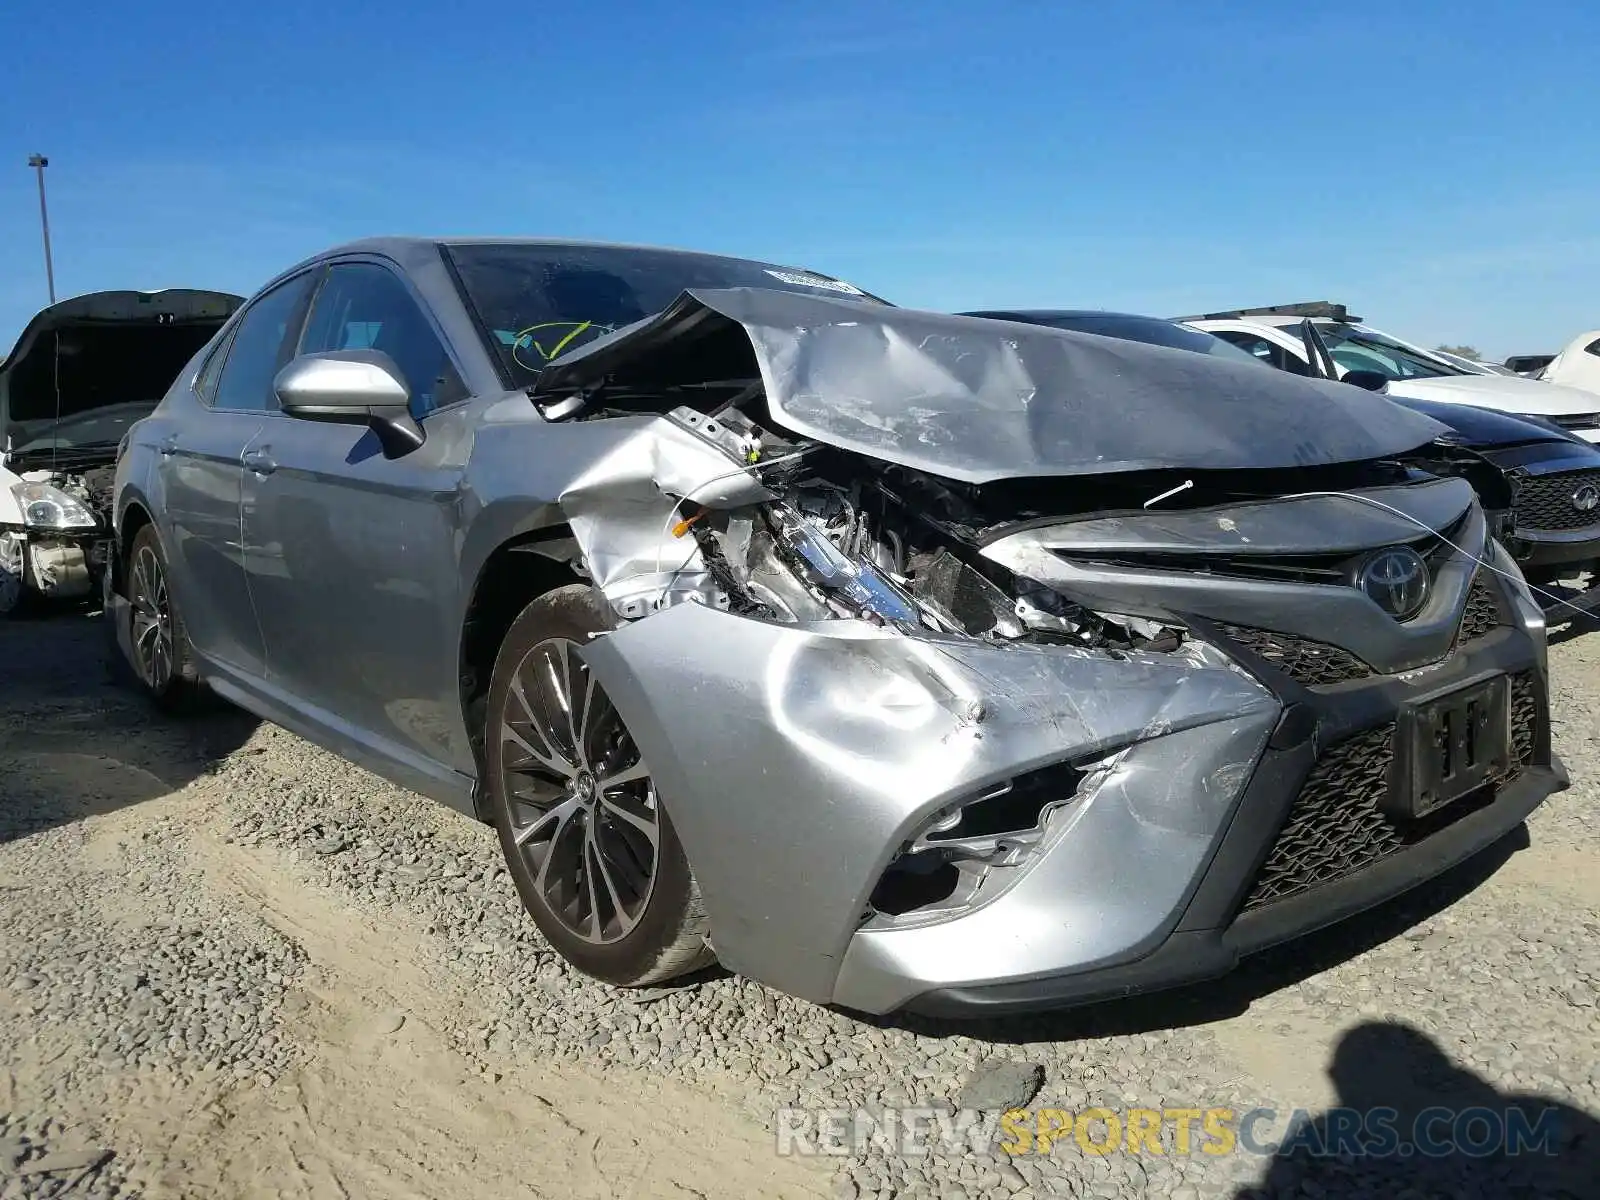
{"left": 242, "top": 448, "right": 277, "bottom": 476}
{"left": 159, "top": 434, "right": 179, "bottom": 456}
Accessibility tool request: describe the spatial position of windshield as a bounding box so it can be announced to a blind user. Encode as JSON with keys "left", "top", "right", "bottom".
{"left": 1319, "top": 324, "right": 1464, "bottom": 381}
{"left": 444, "top": 243, "right": 883, "bottom": 387}
{"left": 988, "top": 311, "right": 1267, "bottom": 365}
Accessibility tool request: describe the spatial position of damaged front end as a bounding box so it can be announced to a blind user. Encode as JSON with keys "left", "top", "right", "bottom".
{"left": 0, "top": 467, "right": 113, "bottom": 612}
{"left": 517, "top": 292, "right": 1559, "bottom": 1013}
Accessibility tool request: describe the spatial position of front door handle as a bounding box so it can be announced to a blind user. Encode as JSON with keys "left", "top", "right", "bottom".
{"left": 242, "top": 448, "right": 277, "bottom": 476}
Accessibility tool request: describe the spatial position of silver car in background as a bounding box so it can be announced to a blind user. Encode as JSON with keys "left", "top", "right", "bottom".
{"left": 108, "top": 238, "right": 1564, "bottom": 1014}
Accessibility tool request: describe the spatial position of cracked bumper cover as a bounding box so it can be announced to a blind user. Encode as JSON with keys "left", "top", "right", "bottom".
{"left": 581, "top": 595, "right": 1562, "bottom": 1016}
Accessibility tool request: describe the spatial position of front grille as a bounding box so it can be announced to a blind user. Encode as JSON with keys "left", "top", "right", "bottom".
{"left": 1513, "top": 469, "right": 1600, "bottom": 532}
{"left": 1214, "top": 625, "right": 1373, "bottom": 685}
{"left": 1238, "top": 671, "right": 1539, "bottom": 914}
{"left": 1218, "top": 573, "right": 1503, "bottom": 688}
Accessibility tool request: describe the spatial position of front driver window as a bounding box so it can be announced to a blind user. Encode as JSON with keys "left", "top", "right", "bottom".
{"left": 213, "top": 273, "right": 317, "bottom": 412}
{"left": 299, "top": 263, "right": 466, "bottom": 417}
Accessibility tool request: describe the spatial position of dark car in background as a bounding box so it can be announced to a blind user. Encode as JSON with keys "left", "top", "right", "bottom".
{"left": 964, "top": 309, "right": 1600, "bottom": 618}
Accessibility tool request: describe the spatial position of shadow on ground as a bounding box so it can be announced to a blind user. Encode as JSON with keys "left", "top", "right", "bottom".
{"left": 866, "top": 825, "right": 1528, "bottom": 1044}
{"left": 0, "top": 607, "right": 258, "bottom": 844}
{"left": 1231, "top": 1021, "right": 1599, "bottom": 1198}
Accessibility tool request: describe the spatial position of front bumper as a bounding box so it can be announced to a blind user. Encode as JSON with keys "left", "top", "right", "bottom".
{"left": 0, "top": 526, "right": 107, "bottom": 603}
{"left": 1506, "top": 524, "right": 1600, "bottom": 573}
{"left": 582, "top": 568, "right": 1560, "bottom": 1016}
{"left": 834, "top": 600, "right": 1562, "bottom": 1015}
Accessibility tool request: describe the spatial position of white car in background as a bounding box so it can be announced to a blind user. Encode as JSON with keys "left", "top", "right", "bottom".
{"left": 1428, "top": 349, "right": 1517, "bottom": 377}
{"left": 1182, "top": 303, "right": 1600, "bottom": 444}
{"left": 1538, "top": 330, "right": 1600, "bottom": 397}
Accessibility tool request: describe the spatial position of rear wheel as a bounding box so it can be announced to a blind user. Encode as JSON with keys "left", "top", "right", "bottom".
{"left": 485, "top": 585, "right": 713, "bottom": 986}
{"left": 125, "top": 524, "right": 200, "bottom": 710}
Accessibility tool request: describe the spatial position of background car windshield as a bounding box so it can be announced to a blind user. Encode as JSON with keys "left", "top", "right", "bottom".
{"left": 1320, "top": 325, "right": 1461, "bottom": 381}
{"left": 444, "top": 243, "right": 881, "bottom": 386}
{"left": 1009, "top": 312, "right": 1265, "bottom": 365}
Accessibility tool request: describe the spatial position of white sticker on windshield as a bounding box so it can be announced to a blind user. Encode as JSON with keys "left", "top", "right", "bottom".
{"left": 765, "top": 269, "right": 866, "bottom": 296}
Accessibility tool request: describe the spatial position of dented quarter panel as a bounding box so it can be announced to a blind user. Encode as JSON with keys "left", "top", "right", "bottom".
{"left": 578, "top": 601, "right": 1278, "bottom": 1003}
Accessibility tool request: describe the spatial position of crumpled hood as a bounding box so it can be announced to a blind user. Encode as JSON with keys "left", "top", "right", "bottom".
{"left": 1387, "top": 372, "right": 1600, "bottom": 417}
{"left": 534, "top": 288, "right": 1450, "bottom": 484}
{"left": 1, "top": 289, "right": 242, "bottom": 457}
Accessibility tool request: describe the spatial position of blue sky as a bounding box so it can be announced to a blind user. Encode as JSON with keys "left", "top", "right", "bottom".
{"left": 3, "top": 0, "right": 1596, "bottom": 359}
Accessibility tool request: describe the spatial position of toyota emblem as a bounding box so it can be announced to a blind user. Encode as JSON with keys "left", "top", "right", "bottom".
{"left": 1572, "top": 484, "right": 1600, "bottom": 513}
{"left": 1357, "top": 546, "right": 1430, "bottom": 620}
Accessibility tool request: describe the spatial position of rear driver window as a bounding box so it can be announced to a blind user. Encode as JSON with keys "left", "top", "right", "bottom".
{"left": 193, "top": 323, "right": 240, "bottom": 404}
{"left": 213, "top": 273, "right": 316, "bottom": 412}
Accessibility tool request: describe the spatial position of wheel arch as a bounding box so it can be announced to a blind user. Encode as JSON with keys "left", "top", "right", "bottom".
{"left": 111, "top": 494, "right": 157, "bottom": 599}
{"left": 458, "top": 526, "right": 585, "bottom": 818}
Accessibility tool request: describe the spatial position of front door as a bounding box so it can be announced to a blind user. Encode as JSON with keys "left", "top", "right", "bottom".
{"left": 242, "top": 260, "right": 471, "bottom": 771}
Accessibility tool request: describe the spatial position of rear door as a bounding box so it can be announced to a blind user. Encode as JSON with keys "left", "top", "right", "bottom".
{"left": 158, "top": 272, "right": 316, "bottom": 678}
{"left": 241, "top": 258, "right": 471, "bottom": 771}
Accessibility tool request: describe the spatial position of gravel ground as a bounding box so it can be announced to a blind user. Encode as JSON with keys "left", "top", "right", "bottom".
{"left": 1, "top": 609, "right": 1596, "bottom": 1199}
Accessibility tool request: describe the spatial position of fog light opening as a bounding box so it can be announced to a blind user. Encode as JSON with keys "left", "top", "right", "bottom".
{"left": 869, "top": 853, "right": 964, "bottom": 916}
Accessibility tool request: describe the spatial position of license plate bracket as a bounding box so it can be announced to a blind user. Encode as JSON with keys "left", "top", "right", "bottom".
{"left": 1389, "top": 673, "right": 1511, "bottom": 820}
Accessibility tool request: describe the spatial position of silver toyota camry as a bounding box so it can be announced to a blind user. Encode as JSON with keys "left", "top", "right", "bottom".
{"left": 108, "top": 238, "right": 1565, "bottom": 1015}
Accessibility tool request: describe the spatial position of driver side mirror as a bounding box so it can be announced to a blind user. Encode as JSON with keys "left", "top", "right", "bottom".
{"left": 274, "top": 350, "right": 425, "bottom": 457}
{"left": 1341, "top": 369, "right": 1390, "bottom": 393}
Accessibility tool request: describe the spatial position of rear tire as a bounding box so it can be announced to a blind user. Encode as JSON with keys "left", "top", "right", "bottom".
{"left": 485, "top": 584, "right": 713, "bottom": 986}
{"left": 125, "top": 524, "right": 201, "bottom": 711}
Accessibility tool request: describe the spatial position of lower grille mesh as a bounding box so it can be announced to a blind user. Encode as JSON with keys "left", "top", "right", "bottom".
{"left": 1457, "top": 574, "right": 1504, "bottom": 643}
{"left": 1239, "top": 671, "right": 1539, "bottom": 915}
{"left": 1215, "top": 625, "right": 1372, "bottom": 685}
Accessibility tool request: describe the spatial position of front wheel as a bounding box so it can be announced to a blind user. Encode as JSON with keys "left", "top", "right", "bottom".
{"left": 485, "top": 584, "right": 713, "bottom": 986}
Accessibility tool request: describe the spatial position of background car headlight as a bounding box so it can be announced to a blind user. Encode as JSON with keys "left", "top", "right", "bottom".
{"left": 12, "top": 482, "right": 98, "bottom": 531}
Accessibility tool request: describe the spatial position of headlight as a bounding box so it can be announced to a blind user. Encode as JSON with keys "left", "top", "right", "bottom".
{"left": 12, "top": 482, "right": 98, "bottom": 530}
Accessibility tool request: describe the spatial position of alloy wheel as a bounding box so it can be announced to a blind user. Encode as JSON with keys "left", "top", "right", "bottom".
{"left": 129, "top": 544, "right": 174, "bottom": 692}
{"left": 497, "top": 637, "right": 660, "bottom": 945}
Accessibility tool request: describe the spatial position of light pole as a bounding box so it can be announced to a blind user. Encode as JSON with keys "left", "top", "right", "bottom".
{"left": 27, "top": 153, "right": 56, "bottom": 305}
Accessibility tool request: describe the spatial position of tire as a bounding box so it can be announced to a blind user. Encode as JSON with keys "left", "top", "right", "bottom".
{"left": 124, "top": 524, "right": 201, "bottom": 711}
{"left": 485, "top": 584, "right": 713, "bottom": 986}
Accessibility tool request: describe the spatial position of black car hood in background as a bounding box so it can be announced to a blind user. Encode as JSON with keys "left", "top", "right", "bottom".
{"left": 1387, "top": 395, "right": 1580, "bottom": 449}
{"left": 535, "top": 288, "right": 1450, "bottom": 484}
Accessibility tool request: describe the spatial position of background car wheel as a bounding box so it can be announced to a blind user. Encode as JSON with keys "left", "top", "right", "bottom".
{"left": 485, "top": 584, "right": 714, "bottom": 987}
{"left": 125, "top": 525, "right": 200, "bottom": 710}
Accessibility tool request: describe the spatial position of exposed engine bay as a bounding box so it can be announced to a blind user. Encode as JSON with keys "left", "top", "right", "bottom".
{"left": 0, "top": 287, "right": 241, "bottom": 613}
{"left": 596, "top": 402, "right": 1210, "bottom": 656}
